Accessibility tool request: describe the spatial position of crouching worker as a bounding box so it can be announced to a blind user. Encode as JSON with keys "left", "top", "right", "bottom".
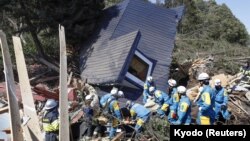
{"left": 213, "top": 79, "right": 230, "bottom": 121}
{"left": 125, "top": 101, "right": 150, "bottom": 133}
{"left": 42, "top": 99, "right": 59, "bottom": 141}
{"left": 82, "top": 95, "right": 106, "bottom": 140}
{"left": 143, "top": 76, "right": 155, "bottom": 104}
{"left": 100, "top": 90, "right": 124, "bottom": 139}
{"left": 173, "top": 86, "right": 192, "bottom": 125}
{"left": 149, "top": 86, "right": 170, "bottom": 118}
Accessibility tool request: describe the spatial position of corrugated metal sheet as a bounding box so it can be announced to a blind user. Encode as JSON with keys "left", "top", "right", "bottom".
{"left": 80, "top": 0, "right": 184, "bottom": 99}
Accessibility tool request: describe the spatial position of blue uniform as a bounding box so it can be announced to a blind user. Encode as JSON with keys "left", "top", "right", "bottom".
{"left": 129, "top": 103, "right": 151, "bottom": 133}
{"left": 143, "top": 81, "right": 155, "bottom": 103}
{"left": 173, "top": 95, "right": 192, "bottom": 125}
{"left": 196, "top": 85, "right": 215, "bottom": 125}
{"left": 100, "top": 93, "right": 115, "bottom": 108}
{"left": 168, "top": 88, "right": 179, "bottom": 122}
{"left": 42, "top": 108, "right": 59, "bottom": 141}
{"left": 213, "top": 87, "right": 230, "bottom": 120}
{"left": 108, "top": 100, "right": 122, "bottom": 138}
{"left": 153, "top": 90, "right": 171, "bottom": 118}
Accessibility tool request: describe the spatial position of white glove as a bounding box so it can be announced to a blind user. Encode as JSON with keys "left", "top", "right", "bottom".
{"left": 198, "top": 86, "right": 203, "bottom": 93}
{"left": 199, "top": 107, "right": 202, "bottom": 111}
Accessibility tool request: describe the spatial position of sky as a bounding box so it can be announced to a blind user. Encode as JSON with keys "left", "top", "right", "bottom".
{"left": 149, "top": 0, "right": 250, "bottom": 34}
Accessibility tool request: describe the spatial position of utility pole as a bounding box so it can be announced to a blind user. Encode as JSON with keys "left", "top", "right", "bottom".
{"left": 0, "top": 30, "right": 24, "bottom": 141}
{"left": 59, "top": 25, "right": 70, "bottom": 141}
{"left": 12, "top": 36, "right": 43, "bottom": 141}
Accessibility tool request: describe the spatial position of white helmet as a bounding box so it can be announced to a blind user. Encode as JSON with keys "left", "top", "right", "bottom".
{"left": 44, "top": 99, "right": 58, "bottom": 110}
{"left": 147, "top": 76, "right": 153, "bottom": 82}
{"left": 110, "top": 88, "right": 118, "bottom": 95}
{"left": 177, "top": 86, "right": 186, "bottom": 94}
{"left": 168, "top": 79, "right": 177, "bottom": 87}
{"left": 149, "top": 86, "right": 155, "bottom": 93}
{"left": 197, "top": 73, "right": 209, "bottom": 81}
{"left": 214, "top": 79, "right": 221, "bottom": 86}
{"left": 85, "top": 95, "right": 93, "bottom": 101}
{"left": 117, "top": 91, "right": 124, "bottom": 98}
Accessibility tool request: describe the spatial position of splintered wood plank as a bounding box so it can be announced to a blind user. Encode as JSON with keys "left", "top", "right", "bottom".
{"left": 0, "top": 30, "right": 24, "bottom": 141}
{"left": 12, "top": 36, "right": 43, "bottom": 141}
{"left": 0, "top": 107, "right": 8, "bottom": 114}
{"left": 59, "top": 25, "right": 70, "bottom": 141}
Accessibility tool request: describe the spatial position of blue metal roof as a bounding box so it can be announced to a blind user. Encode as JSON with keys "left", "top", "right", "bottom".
{"left": 80, "top": 0, "right": 184, "bottom": 92}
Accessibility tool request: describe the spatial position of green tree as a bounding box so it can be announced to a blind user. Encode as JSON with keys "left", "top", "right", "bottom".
{"left": 0, "top": 0, "right": 105, "bottom": 60}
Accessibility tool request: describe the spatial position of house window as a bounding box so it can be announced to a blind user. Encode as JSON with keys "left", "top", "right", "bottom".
{"left": 126, "top": 51, "right": 153, "bottom": 87}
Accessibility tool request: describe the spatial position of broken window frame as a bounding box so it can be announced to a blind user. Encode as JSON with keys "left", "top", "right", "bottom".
{"left": 126, "top": 50, "right": 153, "bottom": 87}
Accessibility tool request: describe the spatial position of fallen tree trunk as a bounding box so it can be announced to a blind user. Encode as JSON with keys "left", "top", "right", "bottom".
{"left": 32, "top": 55, "right": 59, "bottom": 72}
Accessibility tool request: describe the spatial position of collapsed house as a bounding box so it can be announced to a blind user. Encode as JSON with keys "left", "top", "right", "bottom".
{"left": 80, "top": 0, "right": 184, "bottom": 104}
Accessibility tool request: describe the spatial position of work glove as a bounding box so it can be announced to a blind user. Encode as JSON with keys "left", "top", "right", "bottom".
{"left": 122, "top": 120, "right": 130, "bottom": 125}
{"left": 199, "top": 107, "right": 202, "bottom": 111}
{"left": 221, "top": 105, "right": 226, "bottom": 110}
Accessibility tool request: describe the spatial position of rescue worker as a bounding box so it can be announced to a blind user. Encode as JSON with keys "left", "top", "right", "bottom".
{"left": 125, "top": 101, "right": 150, "bottom": 133}
{"left": 82, "top": 95, "right": 97, "bottom": 140}
{"left": 196, "top": 73, "right": 215, "bottom": 125}
{"left": 166, "top": 79, "right": 179, "bottom": 122}
{"left": 143, "top": 76, "right": 155, "bottom": 104}
{"left": 213, "top": 79, "right": 230, "bottom": 121}
{"left": 100, "top": 90, "right": 124, "bottom": 139}
{"left": 239, "top": 60, "right": 250, "bottom": 76}
{"left": 149, "top": 86, "right": 170, "bottom": 118}
{"left": 42, "top": 99, "right": 59, "bottom": 141}
{"left": 99, "top": 88, "right": 118, "bottom": 108}
{"left": 173, "top": 86, "right": 192, "bottom": 125}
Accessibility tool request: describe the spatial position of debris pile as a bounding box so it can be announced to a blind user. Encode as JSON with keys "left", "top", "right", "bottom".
{"left": 186, "top": 58, "right": 250, "bottom": 125}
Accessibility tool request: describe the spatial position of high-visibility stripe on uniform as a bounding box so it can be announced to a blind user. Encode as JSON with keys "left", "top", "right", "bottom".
{"left": 130, "top": 109, "right": 136, "bottom": 117}
{"left": 202, "top": 92, "right": 211, "bottom": 105}
{"left": 42, "top": 119, "right": 59, "bottom": 132}
{"left": 200, "top": 116, "right": 210, "bottom": 125}
{"left": 137, "top": 118, "right": 144, "bottom": 126}
{"left": 113, "top": 101, "right": 120, "bottom": 111}
{"left": 180, "top": 102, "right": 188, "bottom": 112}
{"left": 161, "top": 103, "right": 169, "bottom": 111}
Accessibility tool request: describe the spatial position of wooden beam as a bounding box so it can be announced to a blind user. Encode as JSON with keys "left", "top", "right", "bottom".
{"left": 0, "top": 30, "right": 24, "bottom": 141}
{"left": 12, "top": 36, "right": 43, "bottom": 141}
{"left": 111, "top": 131, "right": 125, "bottom": 141}
{"left": 32, "top": 55, "right": 59, "bottom": 72}
{"left": 0, "top": 107, "right": 8, "bottom": 114}
{"left": 59, "top": 25, "right": 70, "bottom": 141}
{"left": 67, "top": 72, "right": 73, "bottom": 86}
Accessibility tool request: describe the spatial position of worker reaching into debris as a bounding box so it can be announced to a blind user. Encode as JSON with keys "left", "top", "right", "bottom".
{"left": 239, "top": 60, "right": 250, "bottom": 83}
{"left": 166, "top": 79, "right": 179, "bottom": 122}
{"left": 240, "top": 60, "right": 250, "bottom": 76}
{"left": 149, "top": 86, "right": 170, "bottom": 118}
{"left": 82, "top": 95, "right": 95, "bottom": 140}
{"left": 125, "top": 100, "right": 151, "bottom": 134}
{"left": 100, "top": 90, "right": 124, "bottom": 139}
{"left": 143, "top": 76, "right": 155, "bottom": 104}
{"left": 196, "top": 73, "right": 215, "bottom": 125}
{"left": 42, "top": 99, "right": 59, "bottom": 141}
{"left": 99, "top": 87, "right": 118, "bottom": 108}
{"left": 213, "top": 79, "right": 231, "bottom": 121}
{"left": 173, "top": 86, "right": 192, "bottom": 125}
{"left": 82, "top": 94, "right": 105, "bottom": 140}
